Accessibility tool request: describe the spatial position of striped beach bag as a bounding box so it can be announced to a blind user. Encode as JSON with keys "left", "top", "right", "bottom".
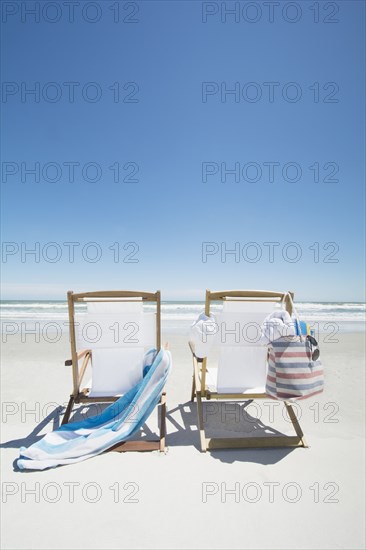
{"left": 265, "top": 294, "right": 324, "bottom": 401}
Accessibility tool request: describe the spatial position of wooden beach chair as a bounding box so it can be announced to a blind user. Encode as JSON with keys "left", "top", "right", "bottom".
{"left": 63, "top": 290, "right": 167, "bottom": 452}
{"left": 190, "top": 290, "right": 308, "bottom": 452}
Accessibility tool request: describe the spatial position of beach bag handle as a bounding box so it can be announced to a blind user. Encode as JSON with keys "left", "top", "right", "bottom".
{"left": 281, "top": 292, "right": 304, "bottom": 342}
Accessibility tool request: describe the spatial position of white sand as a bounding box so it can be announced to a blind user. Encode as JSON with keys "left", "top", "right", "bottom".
{"left": 1, "top": 331, "right": 365, "bottom": 550}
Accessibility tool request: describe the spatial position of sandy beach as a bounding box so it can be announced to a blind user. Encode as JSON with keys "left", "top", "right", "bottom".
{"left": 2, "top": 0, "right": 365, "bottom": 546}
{"left": 1, "top": 330, "right": 365, "bottom": 550}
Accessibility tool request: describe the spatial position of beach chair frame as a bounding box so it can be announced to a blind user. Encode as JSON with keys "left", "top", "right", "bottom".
{"left": 62, "top": 290, "right": 166, "bottom": 452}
{"left": 190, "top": 290, "right": 308, "bottom": 451}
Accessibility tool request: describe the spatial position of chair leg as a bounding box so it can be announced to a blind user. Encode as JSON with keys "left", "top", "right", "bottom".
{"left": 159, "top": 393, "right": 167, "bottom": 452}
{"left": 190, "top": 369, "right": 196, "bottom": 402}
{"left": 284, "top": 401, "right": 308, "bottom": 448}
{"left": 196, "top": 391, "right": 207, "bottom": 452}
{"left": 62, "top": 395, "right": 75, "bottom": 425}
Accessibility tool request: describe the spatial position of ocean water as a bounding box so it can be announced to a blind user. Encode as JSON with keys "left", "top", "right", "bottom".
{"left": 1, "top": 300, "right": 365, "bottom": 335}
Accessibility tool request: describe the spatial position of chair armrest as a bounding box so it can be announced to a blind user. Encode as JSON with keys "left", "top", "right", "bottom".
{"left": 188, "top": 341, "right": 203, "bottom": 363}
{"left": 65, "top": 349, "right": 91, "bottom": 366}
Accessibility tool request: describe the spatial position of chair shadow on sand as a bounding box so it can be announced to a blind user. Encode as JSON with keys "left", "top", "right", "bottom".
{"left": 3, "top": 400, "right": 297, "bottom": 470}
{"left": 166, "top": 400, "right": 297, "bottom": 465}
{"left": 0, "top": 406, "right": 64, "bottom": 451}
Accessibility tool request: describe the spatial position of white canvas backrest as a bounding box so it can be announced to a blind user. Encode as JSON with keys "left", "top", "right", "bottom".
{"left": 76, "top": 300, "right": 156, "bottom": 350}
{"left": 75, "top": 299, "right": 158, "bottom": 397}
{"left": 87, "top": 300, "right": 143, "bottom": 314}
{"left": 215, "top": 299, "right": 278, "bottom": 393}
{"left": 215, "top": 300, "right": 276, "bottom": 346}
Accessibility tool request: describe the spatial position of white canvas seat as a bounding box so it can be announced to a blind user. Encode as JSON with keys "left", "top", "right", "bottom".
{"left": 87, "top": 347, "right": 145, "bottom": 398}
{"left": 204, "top": 363, "right": 266, "bottom": 395}
{"left": 190, "top": 289, "right": 308, "bottom": 451}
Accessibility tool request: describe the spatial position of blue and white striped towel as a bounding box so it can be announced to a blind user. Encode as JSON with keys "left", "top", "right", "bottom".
{"left": 17, "top": 348, "right": 171, "bottom": 470}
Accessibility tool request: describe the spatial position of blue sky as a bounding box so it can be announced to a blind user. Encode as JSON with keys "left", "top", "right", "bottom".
{"left": 1, "top": 0, "right": 365, "bottom": 301}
